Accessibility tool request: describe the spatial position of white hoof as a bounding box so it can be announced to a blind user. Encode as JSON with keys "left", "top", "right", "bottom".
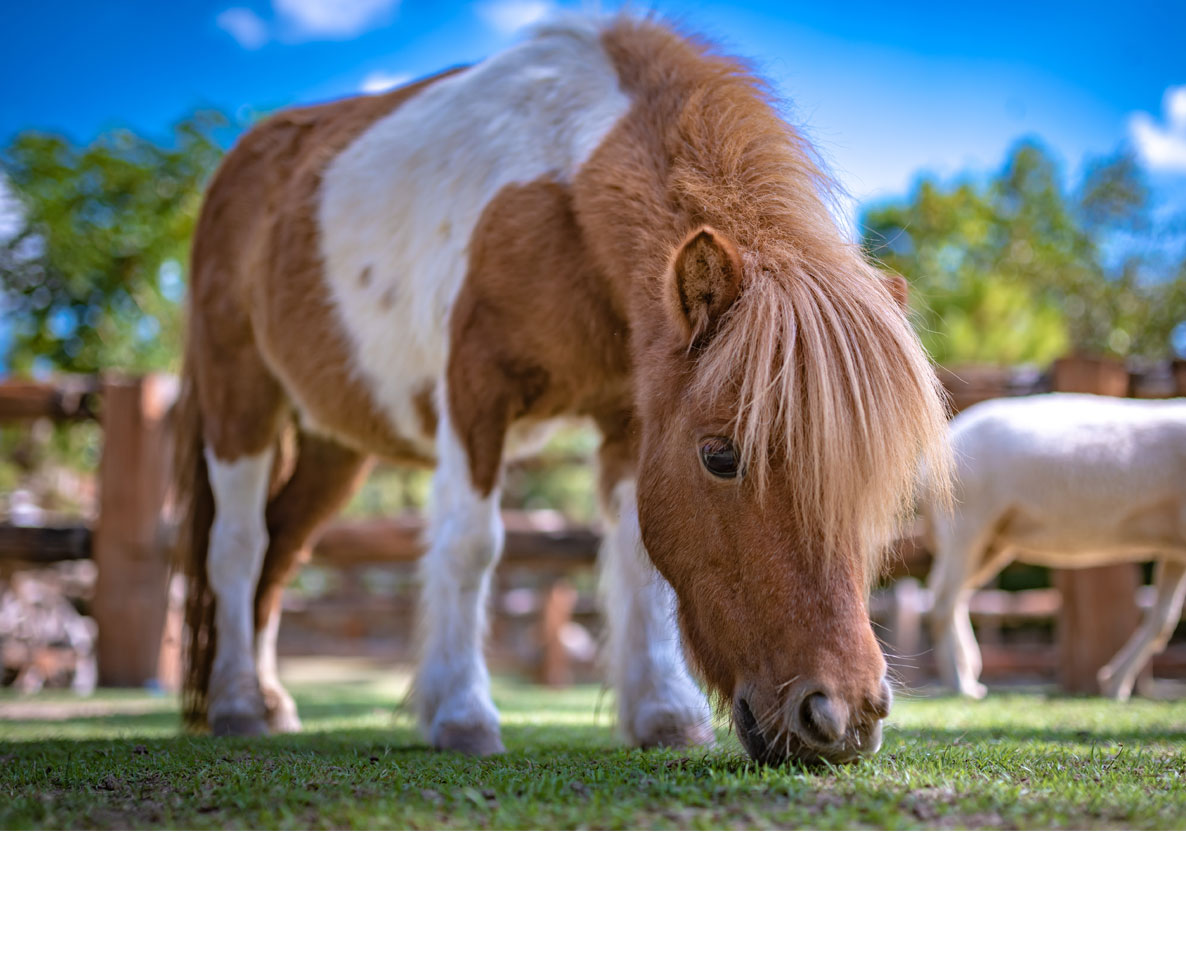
{"left": 262, "top": 683, "right": 302, "bottom": 733}
{"left": 1098, "top": 667, "right": 1134, "bottom": 701}
{"left": 420, "top": 685, "right": 504, "bottom": 756}
{"left": 432, "top": 721, "right": 506, "bottom": 756}
{"left": 208, "top": 676, "right": 268, "bottom": 735}
{"left": 624, "top": 687, "right": 715, "bottom": 750}
{"left": 211, "top": 712, "right": 270, "bottom": 737}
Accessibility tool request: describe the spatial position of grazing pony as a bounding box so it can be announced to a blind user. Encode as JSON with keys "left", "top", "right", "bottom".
{"left": 175, "top": 15, "right": 950, "bottom": 764}
{"left": 926, "top": 393, "right": 1186, "bottom": 700}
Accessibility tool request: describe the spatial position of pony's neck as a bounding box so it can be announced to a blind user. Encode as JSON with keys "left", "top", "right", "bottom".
{"left": 577, "top": 18, "right": 844, "bottom": 339}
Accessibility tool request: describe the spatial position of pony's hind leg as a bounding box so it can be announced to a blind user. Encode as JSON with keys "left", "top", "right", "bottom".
{"left": 205, "top": 447, "right": 275, "bottom": 735}
{"left": 1098, "top": 558, "right": 1186, "bottom": 701}
{"left": 253, "top": 432, "right": 373, "bottom": 732}
{"left": 600, "top": 478, "right": 714, "bottom": 749}
{"left": 413, "top": 415, "right": 505, "bottom": 756}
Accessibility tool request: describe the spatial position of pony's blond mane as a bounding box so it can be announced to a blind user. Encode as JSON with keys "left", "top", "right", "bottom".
{"left": 696, "top": 256, "right": 951, "bottom": 568}
{"left": 648, "top": 25, "right": 953, "bottom": 567}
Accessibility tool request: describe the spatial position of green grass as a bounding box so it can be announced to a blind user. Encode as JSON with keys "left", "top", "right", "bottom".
{"left": 2, "top": 673, "right": 1185, "bottom": 829}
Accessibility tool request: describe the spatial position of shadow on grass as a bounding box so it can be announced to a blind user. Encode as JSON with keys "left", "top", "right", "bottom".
{"left": 0, "top": 703, "right": 757, "bottom": 788}
{"left": 5, "top": 687, "right": 1186, "bottom": 774}
{"left": 6, "top": 704, "right": 1185, "bottom": 747}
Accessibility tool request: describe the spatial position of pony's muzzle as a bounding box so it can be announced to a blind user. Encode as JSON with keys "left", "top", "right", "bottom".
{"left": 733, "top": 680, "right": 892, "bottom": 766}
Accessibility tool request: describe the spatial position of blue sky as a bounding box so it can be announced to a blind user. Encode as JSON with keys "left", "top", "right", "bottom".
{"left": 2, "top": 0, "right": 1185, "bottom": 223}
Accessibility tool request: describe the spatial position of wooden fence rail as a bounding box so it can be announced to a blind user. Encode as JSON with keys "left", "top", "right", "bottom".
{"left": 0, "top": 524, "right": 92, "bottom": 563}
{"left": 3, "top": 357, "right": 1186, "bottom": 691}
{"left": 311, "top": 511, "right": 601, "bottom": 569}
{"left": 0, "top": 376, "right": 101, "bottom": 423}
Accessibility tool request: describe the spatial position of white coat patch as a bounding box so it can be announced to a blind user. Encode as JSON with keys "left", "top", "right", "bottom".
{"left": 318, "top": 19, "right": 631, "bottom": 454}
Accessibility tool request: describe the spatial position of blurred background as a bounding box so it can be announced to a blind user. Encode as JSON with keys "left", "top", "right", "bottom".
{"left": 2, "top": 0, "right": 1184, "bottom": 694}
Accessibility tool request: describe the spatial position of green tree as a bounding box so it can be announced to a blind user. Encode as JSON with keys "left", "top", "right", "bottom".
{"left": 0, "top": 112, "right": 230, "bottom": 375}
{"left": 862, "top": 140, "right": 1186, "bottom": 365}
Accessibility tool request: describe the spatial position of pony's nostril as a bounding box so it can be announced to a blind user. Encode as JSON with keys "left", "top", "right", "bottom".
{"left": 797, "top": 691, "right": 845, "bottom": 746}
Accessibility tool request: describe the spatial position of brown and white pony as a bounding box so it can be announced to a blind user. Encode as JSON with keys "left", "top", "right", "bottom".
{"left": 175, "top": 15, "right": 950, "bottom": 764}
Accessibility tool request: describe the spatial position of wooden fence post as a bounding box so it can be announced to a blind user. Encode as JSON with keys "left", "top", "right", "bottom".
{"left": 537, "top": 579, "right": 577, "bottom": 687}
{"left": 92, "top": 374, "right": 177, "bottom": 687}
{"left": 1172, "top": 359, "right": 1186, "bottom": 397}
{"left": 1050, "top": 357, "right": 1142, "bottom": 694}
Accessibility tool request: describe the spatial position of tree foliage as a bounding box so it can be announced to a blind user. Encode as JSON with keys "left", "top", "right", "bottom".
{"left": 5, "top": 123, "right": 1182, "bottom": 378}
{"left": 862, "top": 140, "right": 1186, "bottom": 365}
{"left": 0, "top": 112, "right": 229, "bottom": 375}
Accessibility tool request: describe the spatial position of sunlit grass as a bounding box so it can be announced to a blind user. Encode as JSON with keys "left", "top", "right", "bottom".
{"left": 2, "top": 674, "right": 1184, "bottom": 830}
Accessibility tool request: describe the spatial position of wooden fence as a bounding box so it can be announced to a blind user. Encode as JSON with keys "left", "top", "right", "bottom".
{"left": 2, "top": 374, "right": 176, "bottom": 687}
{"left": 3, "top": 357, "right": 1186, "bottom": 691}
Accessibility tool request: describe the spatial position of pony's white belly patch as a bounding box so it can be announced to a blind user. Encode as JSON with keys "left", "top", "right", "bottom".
{"left": 318, "top": 22, "right": 630, "bottom": 443}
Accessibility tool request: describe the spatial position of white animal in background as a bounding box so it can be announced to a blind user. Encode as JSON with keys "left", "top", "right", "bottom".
{"left": 925, "top": 393, "right": 1186, "bottom": 700}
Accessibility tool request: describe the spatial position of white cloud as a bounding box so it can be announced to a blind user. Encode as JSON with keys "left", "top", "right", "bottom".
{"left": 218, "top": 1, "right": 400, "bottom": 48}
{"left": 360, "top": 70, "right": 410, "bottom": 93}
{"left": 1129, "top": 85, "right": 1186, "bottom": 173}
{"left": 217, "top": 7, "right": 270, "bottom": 49}
{"left": 275, "top": 0, "right": 400, "bottom": 40}
{"left": 476, "top": 1, "right": 553, "bottom": 36}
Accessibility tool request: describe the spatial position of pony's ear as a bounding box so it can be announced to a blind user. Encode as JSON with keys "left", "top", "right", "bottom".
{"left": 669, "top": 226, "right": 743, "bottom": 348}
{"left": 882, "top": 274, "right": 909, "bottom": 310}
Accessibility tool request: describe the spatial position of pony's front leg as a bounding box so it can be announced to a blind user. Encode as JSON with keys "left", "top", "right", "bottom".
{"left": 602, "top": 480, "right": 714, "bottom": 749}
{"left": 413, "top": 417, "right": 505, "bottom": 756}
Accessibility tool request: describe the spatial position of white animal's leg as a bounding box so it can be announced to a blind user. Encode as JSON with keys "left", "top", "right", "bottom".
{"left": 928, "top": 561, "right": 982, "bottom": 697}
{"left": 948, "top": 600, "right": 986, "bottom": 698}
{"left": 256, "top": 605, "right": 301, "bottom": 733}
{"left": 205, "top": 449, "right": 272, "bottom": 735}
{"left": 927, "top": 528, "right": 1001, "bottom": 700}
{"left": 601, "top": 480, "right": 714, "bottom": 749}
{"left": 413, "top": 417, "right": 505, "bottom": 756}
{"left": 953, "top": 548, "right": 1015, "bottom": 692}
{"left": 1098, "top": 559, "right": 1186, "bottom": 701}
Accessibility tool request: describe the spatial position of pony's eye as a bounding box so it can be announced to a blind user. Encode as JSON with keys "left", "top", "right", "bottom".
{"left": 700, "top": 437, "right": 740, "bottom": 479}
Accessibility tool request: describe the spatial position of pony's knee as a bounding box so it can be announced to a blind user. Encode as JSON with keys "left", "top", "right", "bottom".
{"left": 453, "top": 512, "right": 502, "bottom": 571}
{"left": 208, "top": 519, "right": 268, "bottom": 592}
{"left": 428, "top": 506, "right": 504, "bottom": 585}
